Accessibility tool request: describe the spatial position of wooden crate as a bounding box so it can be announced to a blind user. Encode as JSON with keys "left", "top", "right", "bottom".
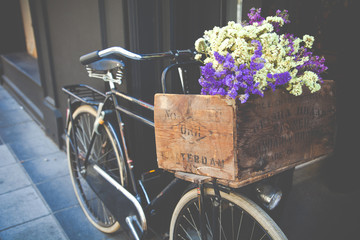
{"left": 154, "top": 80, "right": 336, "bottom": 187}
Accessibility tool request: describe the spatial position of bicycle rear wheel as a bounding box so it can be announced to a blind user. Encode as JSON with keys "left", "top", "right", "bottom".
{"left": 67, "top": 105, "right": 127, "bottom": 233}
{"left": 169, "top": 188, "right": 287, "bottom": 240}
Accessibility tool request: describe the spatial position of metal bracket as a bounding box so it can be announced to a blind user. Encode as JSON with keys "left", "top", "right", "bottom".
{"left": 86, "top": 68, "right": 123, "bottom": 85}
{"left": 212, "top": 178, "right": 222, "bottom": 205}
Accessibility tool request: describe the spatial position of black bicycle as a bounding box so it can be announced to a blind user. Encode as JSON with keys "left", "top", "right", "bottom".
{"left": 62, "top": 46, "right": 288, "bottom": 240}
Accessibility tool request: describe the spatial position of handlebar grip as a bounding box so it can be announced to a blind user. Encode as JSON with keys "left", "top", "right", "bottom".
{"left": 79, "top": 50, "right": 101, "bottom": 65}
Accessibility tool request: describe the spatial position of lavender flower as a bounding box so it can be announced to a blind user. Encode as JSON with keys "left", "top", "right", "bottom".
{"left": 248, "top": 8, "right": 265, "bottom": 25}
{"left": 199, "top": 41, "right": 266, "bottom": 104}
{"left": 267, "top": 72, "right": 292, "bottom": 91}
{"left": 296, "top": 55, "right": 328, "bottom": 81}
{"left": 273, "top": 9, "right": 290, "bottom": 32}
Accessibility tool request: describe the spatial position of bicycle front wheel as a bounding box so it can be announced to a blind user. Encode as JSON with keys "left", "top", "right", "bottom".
{"left": 169, "top": 188, "right": 287, "bottom": 240}
{"left": 67, "top": 105, "right": 127, "bottom": 233}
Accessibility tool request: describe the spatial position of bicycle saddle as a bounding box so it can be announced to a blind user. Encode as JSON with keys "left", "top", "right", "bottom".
{"left": 87, "top": 58, "right": 124, "bottom": 71}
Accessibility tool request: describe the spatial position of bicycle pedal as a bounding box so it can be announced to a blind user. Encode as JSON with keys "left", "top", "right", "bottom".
{"left": 141, "top": 169, "right": 161, "bottom": 183}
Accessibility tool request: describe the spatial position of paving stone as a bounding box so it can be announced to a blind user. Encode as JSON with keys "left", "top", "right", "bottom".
{"left": 0, "top": 97, "right": 22, "bottom": 112}
{"left": 0, "top": 186, "right": 49, "bottom": 230}
{"left": 9, "top": 134, "right": 59, "bottom": 161}
{"left": 54, "top": 206, "right": 127, "bottom": 240}
{"left": 0, "top": 121, "right": 45, "bottom": 143}
{"left": 0, "top": 87, "right": 12, "bottom": 100}
{"left": 0, "top": 215, "right": 68, "bottom": 240}
{"left": 0, "top": 163, "right": 31, "bottom": 194}
{"left": 0, "top": 144, "right": 17, "bottom": 167}
{"left": 22, "top": 151, "right": 68, "bottom": 184}
{"left": 0, "top": 108, "right": 32, "bottom": 128}
{"left": 36, "top": 174, "right": 78, "bottom": 212}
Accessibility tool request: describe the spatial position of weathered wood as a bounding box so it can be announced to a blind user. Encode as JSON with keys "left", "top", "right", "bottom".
{"left": 154, "top": 95, "right": 237, "bottom": 180}
{"left": 175, "top": 172, "right": 212, "bottom": 184}
{"left": 154, "top": 80, "right": 336, "bottom": 186}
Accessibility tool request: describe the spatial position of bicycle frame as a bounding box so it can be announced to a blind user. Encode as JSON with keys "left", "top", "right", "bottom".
{"left": 63, "top": 51, "right": 201, "bottom": 239}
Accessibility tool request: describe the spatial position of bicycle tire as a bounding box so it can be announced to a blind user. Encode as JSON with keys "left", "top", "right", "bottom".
{"left": 67, "top": 105, "right": 127, "bottom": 233}
{"left": 169, "top": 188, "right": 287, "bottom": 240}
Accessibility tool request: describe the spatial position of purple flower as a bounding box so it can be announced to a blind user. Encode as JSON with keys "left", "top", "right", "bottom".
{"left": 274, "top": 72, "right": 292, "bottom": 85}
{"left": 248, "top": 8, "right": 265, "bottom": 25}
{"left": 223, "top": 53, "right": 235, "bottom": 69}
{"left": 228, "top": 88, "right": 237, "bottom": 99}
{"left": 201, "top": 62, "right": 215, "bottom": 78}
{"left": 296, "top": 55, "right": 328, "bottom": 80}
{"left": 214, "top": 52, "right": 225, "bottom": 64}
{"left": 276, "top": 9, "right": 290, "bottom": 24}
{"left": 283, "top": 34, "right": 299, "bottom": 56}
{"left": 267, "top": 72, "right": 292, "bottom": 91}
{"left": 272, "top": 9, "right": 291, "bottom": 32}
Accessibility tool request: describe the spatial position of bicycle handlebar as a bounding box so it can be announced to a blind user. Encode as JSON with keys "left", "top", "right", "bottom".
{"left": 79, "top": 46, "right": 195, "bottom": 65}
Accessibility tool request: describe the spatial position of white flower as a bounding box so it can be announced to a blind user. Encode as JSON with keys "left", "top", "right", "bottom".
{"left": 195, "top": 38, "right": 207, "bottom": 53}
{"left": 265, "top": 16, "right": 285, "bottom": 27}
{"left": 303, "top": 35, "right": 314, "bottom": 48}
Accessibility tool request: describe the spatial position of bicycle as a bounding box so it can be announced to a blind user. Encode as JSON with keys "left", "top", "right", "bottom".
{"left": 62, "top": 46, "right": 288, "bottom": 240}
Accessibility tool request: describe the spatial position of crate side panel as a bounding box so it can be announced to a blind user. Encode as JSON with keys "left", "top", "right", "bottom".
{"left": 154, "top": 94, "right": 236, "bottom": 180}
{"left": 235, "top": 80, "right": 336, "bottom": 180}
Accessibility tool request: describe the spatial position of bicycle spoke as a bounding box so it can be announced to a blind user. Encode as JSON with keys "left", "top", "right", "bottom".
{"left": 177, "top": 234, "right": 187, "bottom": 240}
{"left": 179, "top": 223, "right": 193, "bottom": 240}
{"left": 194, "top": 201, "right": 213, "bottom": 238}
{"left": 186, "top": 208, "right": 201, "bottom": 239}
{"left": 79, "top": 117, "right": 91, "bottom": 144}
{"left": 184, "top": 216, "right": 201, "bottom": 238}
{"left": 250, "top": 220, "right": 256, "bottom": 240}
{"left": 84, "top": 113, "right": 92, "bottom": 140}
{"left": 75, "top": 130, "right": 87, "bottom": 151}
{"left": 97, "top": 149, "right": 115, "bottom": 163}
{"left": 259, "top": 233, "right": 267, "bottom": 240}
{"left": 107, "top": 167, "right": 120, "bottom": 172}
{"left": 236, "top": 210, "right": 244, "bottom": 240}
{"left": 218, "top": 203, "right": 228, "bottom": 240}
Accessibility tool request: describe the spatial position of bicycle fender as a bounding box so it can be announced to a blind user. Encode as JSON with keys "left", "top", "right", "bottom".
{"left": 85, "top": 164, "right": 146, "bottom": 239}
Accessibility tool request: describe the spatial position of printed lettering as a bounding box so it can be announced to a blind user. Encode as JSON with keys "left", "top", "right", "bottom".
{"left": 165, "top": 110, "right": 177, "bottom": 120}
{"left": 179, "top": 153, "right": 225, "bottom": 169}
{"left": 194, "top": 155, "right": 199, "bottom": 163}
{"left": 187, "top": 153, "right": 193, "bottom": 162}
{"left": 180, "top": 125, "right": 201, "bottom": 138}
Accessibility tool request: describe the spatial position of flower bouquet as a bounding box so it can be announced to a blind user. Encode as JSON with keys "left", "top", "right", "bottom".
{"left": 154, "top": 8, "right": 336, "bottom": 182}
{"left": 194, "top": 8, "right": 328, "bottom": 103}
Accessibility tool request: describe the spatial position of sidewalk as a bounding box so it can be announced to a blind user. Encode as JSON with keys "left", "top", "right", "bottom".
{"left": 0, "top": 85, "right": 129, "bottom": 240}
